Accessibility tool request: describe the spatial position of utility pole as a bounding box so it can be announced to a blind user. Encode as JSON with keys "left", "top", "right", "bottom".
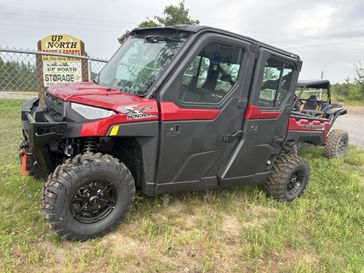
{"left": 319, "top": 71, "right": 324, "bottom": 100}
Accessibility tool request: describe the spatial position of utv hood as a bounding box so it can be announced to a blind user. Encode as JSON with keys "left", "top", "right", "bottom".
{"left": 47, "top": 82, "right": 155, "bottom": 113}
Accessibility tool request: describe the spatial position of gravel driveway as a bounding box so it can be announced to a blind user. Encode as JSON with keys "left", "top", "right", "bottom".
{"left": 333, "top": 106, "right": 364, "bottom": 148}
{"left": 0, "top": 91, "right": 37, "bottom": 100}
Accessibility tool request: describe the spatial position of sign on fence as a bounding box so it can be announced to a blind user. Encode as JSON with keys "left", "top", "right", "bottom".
{"left": 37, "top": 34, "right": 88, "bottom": 103}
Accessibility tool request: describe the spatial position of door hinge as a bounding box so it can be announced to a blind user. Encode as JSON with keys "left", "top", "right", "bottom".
{"left": 237, "top": 98, "right": 248, "bottom": 109}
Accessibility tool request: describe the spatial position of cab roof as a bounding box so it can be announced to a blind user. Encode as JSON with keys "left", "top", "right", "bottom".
{"left": 296, "top": 80, "right": 331, "bottom": 90}
{"left": 131, "top": 25, "right": 300, "bottom": 60}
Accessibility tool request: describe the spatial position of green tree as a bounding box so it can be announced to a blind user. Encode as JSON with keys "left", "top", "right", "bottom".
{"left": 354, "top": 60, "right": 364, "bottom": 84}
{"left": 118, "top": 1, "right": 199, "bottom": 44}
{"left": 0, "top": 58, "right": 37, "bottom": 92}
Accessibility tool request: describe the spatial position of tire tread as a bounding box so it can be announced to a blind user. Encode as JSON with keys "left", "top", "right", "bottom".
{"left": 264, "top": 154, "right": 310, "bottom": 201}
{"left": 40, "top": 152, "right": 135, "bottom": 241}
{"left": 324, "top": 129, "right": 349, "bottom": 158}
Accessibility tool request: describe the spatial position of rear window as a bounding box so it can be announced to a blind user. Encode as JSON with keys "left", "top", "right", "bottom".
{"left": 258, "top": 59, "right": 294, "bottom": 108}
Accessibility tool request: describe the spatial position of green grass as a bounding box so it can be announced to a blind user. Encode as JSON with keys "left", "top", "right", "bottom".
{"left": 331, "top": 95, "right": 364, "bottom": 106}
{"left": 0, "top": 100, "right": 363, "bottom": 273}
{"left": 0, "top": 100, "right": 25, "bottom": 165}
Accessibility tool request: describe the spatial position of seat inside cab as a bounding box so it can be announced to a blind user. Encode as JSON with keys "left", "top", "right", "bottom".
{"left": 294, "top": 80, "right": 331, "bottom": 112}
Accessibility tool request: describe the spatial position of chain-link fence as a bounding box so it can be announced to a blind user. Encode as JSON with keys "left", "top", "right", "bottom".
{"left": 0, "top": 48, "right": 108, "bottom": 165}
{"left": 0, "top": 48, "right": 107, "bottom": 93}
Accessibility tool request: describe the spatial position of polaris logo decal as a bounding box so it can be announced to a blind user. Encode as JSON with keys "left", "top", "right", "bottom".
{"left": 118, "top": 105, "right": 156, "bottom": 120}
{"left": 298, "top": 124, "right": 324, "bottom": 130}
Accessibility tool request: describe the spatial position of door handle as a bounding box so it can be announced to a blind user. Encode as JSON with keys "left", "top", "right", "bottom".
{"left": 222, "top": 130, "right": 243, "bottom": 143}
{"left": 166, "top": 125, "right": 181, "bottom": 136}
{"left": 272, "top": 136, "right": 285, "bottom": 144}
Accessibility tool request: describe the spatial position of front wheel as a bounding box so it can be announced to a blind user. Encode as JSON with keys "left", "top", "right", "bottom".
{"left": 41, "top": 153, "right": 135, "bottom": 241}
{"left": 264, "top": 154, "right": 310, "bottom": 201}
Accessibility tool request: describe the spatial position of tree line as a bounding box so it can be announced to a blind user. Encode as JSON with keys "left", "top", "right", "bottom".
{"left": 332, "top": 62, "right": 364, "bottom": 101}
{"left": 0, "top": 57, "right": 38, "bottom": 92}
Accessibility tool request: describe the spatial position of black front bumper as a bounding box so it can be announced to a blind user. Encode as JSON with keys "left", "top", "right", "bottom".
{"left": 21, "top": 98, "right": 67, "bottom": 173}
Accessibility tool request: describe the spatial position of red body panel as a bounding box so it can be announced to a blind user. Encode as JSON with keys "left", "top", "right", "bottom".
{"left": 49, "top": 83, "right": 222, "bottom": 136}
{"left": 48, "top": 82, "right": 155, "bottom": 113}
{"left": 160, "top": 102, "right": 220, "bottom": 121}
{"left": 79, "top": 102, "right": 221, "bottom": 136}
{"left": 53, "top": 83, "right": 325, "bottom": 138}
{"left": 244, "top": 105, "right": 281, "bottom": 120}
{"left": 79, "top": 110, "right": 159, "bottom": 137}
{"left": 288, "top": 117, "right": 330, "bottom": 140}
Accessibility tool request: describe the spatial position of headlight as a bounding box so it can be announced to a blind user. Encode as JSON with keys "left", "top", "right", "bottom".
{"left": 71, "top": 103, "right": 116, "bottom": 120}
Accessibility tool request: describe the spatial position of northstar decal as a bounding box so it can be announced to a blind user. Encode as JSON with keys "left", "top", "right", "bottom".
{"left": 118, "top": 105, "right": 156, "bottom": 120}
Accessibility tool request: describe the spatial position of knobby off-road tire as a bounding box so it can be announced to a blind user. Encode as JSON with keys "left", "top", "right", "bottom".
{"left": 264, "top": 154, "right": 310, "bottom": 201}
{"left": 324, "top": 129, "right": 349, "bottom": 158}
{"left": 41, "top": 153, "right": 135, "bottom": 241}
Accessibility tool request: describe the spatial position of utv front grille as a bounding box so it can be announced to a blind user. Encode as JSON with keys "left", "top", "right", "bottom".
{"left": 46, "top": 107, "right": 63, "bottom": 121}
{"left": 45, "top": 92, "right": 64, "bottom": 122}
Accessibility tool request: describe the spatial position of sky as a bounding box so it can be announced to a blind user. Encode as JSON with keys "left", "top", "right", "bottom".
{"left": 0, "top": 0, "right": 363, "bottom": 83}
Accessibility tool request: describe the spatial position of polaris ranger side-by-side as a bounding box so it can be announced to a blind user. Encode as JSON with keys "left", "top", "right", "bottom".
{"left": 290, "top": 80, "right": 348, "bottom": 157}
{"left": 19, "top": 25, "right": 348, "bottom": 241}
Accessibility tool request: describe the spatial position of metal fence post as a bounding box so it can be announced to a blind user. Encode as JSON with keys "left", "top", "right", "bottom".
{"left": 87, "top": 57, "right": 92, "bottom": 81}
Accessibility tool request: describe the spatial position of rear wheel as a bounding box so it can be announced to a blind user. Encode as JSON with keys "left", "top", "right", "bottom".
{"left": 324, "top": 129, "right": 349, "bottom": 158}
{"left": 264, "top": 154, "right": 310, "bottom": 201}
{"left": 41, "top": 153, "right": 135, "bottom": 241}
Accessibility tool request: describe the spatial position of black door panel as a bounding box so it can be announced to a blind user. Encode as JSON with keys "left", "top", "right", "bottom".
{"left": 155, "top": 33, "right": 255, "bottom": 194}
{"left": 156, "top": 96, "right": 246, "bottom": 184}
{"left": 219, "top": 49, "right": 301, "bottom": 185}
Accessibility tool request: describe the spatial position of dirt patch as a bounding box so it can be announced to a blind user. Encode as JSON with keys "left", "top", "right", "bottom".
{"left": 151, "top": 198, "right": 187, "bottom": 223}
{"left": 241, "top": 205, "right": 277, "bottom": 228}
{"left": 35, "top": 240, "right": 68, "bottom": 264}
{"left": 221, "top": 214, "right": 241, "bottom": 237}
{"left": 166, "top": 198, "right": 186, "bottom": 214}
{"left": 256, "top": 248, "right": 319, "bottom": 273}
{"left": 346, "top": 105, "right": 364, "bottom": 114}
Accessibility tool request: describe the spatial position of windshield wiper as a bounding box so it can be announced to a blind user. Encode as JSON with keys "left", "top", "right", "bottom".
{"left": 144, "top": 35, "right": 181, "bottom": 43}
{"left": 119, "top": 88, "right": 146, "bottom": 97}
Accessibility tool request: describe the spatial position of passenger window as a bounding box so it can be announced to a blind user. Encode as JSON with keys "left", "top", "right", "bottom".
{"left": 258, "top": 59, "right": 294, "bottom": 108}
{"left": 179, "top": 42, "right": 243, "bottom": 104}
{"left": 182, "top": 56, "right": 210, "bottom": 88}
{"left": 275, "top": 65, "right": 293, "bottom": 105}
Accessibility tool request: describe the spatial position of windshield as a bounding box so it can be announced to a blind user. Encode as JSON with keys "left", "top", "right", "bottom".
{"left": 295, "top": 88, "right": 328, "bottom": 101}
{"left": 98, "top": 35, "right": 186, "bottom": 96}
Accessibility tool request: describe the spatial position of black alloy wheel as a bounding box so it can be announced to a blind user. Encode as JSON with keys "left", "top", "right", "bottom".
{"left": 71, "top": 180, "right": 118, "bottom": 224}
